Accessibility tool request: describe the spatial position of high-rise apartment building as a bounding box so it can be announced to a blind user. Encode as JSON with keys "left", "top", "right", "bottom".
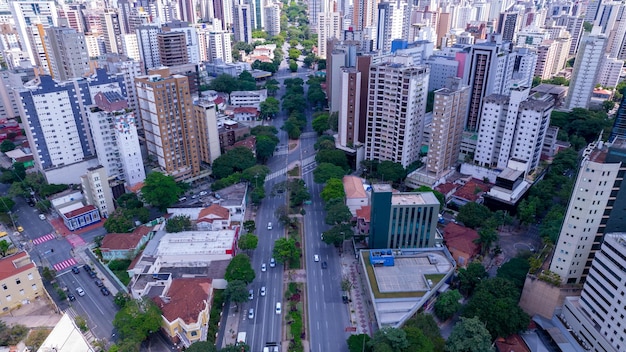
{"left": 136, "top": 25, "right": 161, "bottom": 72}
{"left": 135, "top": 68, "right": 200, "bottom": 181}
{"left": 121, "top": 33, "right": 140, "bottom": 61}
{"left": 101, "top": 11, "right": 123, "bottom": 54}
{"left": 17, "top": 69, "right": 127, "bottom": 183}
{"left": 338, "top": 68, "right": 362, "bottom": 150}
{"left": 193, "top": 99, "right": 221, "bottom": 164}
{"left": 264, "top": 3, "right": 281, "bottom": 36}
{"left": 609, "top": 96, "right": 626, "bottom": 140}
{"left": 550, "top": 139, "right": 626, "bottom": 284}
{"left": 205, "top": 29, "right": 233, "bottom": 63}
{"left": 597, "top": 55, "right": 624, "bottom": 88}
{"left": 353, "top": 0, "right": 377, "bottom": 30}
{"left": 465, "top": 36, "right": 515, "bottom": 132}
{"left": 497, "top": 11, "right": 521, "bottom": 42}
{"left": 163, "top": 21, "right": 200, "bottom": 65}
{"left": 9, "top": 0, "right": 58, "bottom": 66}
{"left": 80, "top": 165, "right": 115, "bottom": 218}
{"left": 426, "top": 77, "right": 469, "bottom": 177}
{"left": 232, "top": 0, "right": 253, "bottom": 44}
{"left": 58, "top": 4, "right": 87, "bottom": 33}
{"left": 566, "top": 33, "right": 607, "bottom": 110}
{"left": 44, "top": 26, "right": 89, "bottom": 81}
{"left": 158, "top": 30, "right": 189, "bottom": 67}
{"left": 88, "top": 91, "right": 144, "bottom": 187}
{"left": 561, "top": 232, "right": 626, "bottom": 352}
{"left": 376, "top": 0, "right": 408, "bottom": 54}
{"left": 365, "top": 57, "right": 429, "bottom": 168}
{"left": 474, "top": 87, "right": 554, "bottom": 174}
{"left": 317, "top": 12, "right": 342, "bottom": 58}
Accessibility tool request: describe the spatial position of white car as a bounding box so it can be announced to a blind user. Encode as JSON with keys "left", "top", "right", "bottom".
{"left": 248, "top": 308, "right": 254, "bottom": 319}
{"left": 76, "top": 287, "right": 85, "bottom": 296}
{"left": 260, "top": 286, "right": 266, "bottom": 296}
{"left": 267, "top": 222, "right": 273, "bottom": 230}
{"left": 314, "top": 254, "right": 320, "bottom": 262}
{"left": 275, "top": 302, "right": 281, "bottom": 314}
{"left": 261, "top": 263, "right": 267, "bottom": 272}
{"left": 199, "top": 191, "right": 208, "bottom": 196}
{"left": 270, "top": 258, "right": 276, "bottom": 267}
{"left": 38, "top": 214, "right": 46, "bottom": 220}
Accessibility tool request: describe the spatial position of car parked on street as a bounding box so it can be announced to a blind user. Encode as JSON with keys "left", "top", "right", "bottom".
{"left": 100, "top": 287, "right": 110, "bottom": 296}
{"left": 76, "top": 287, "right": 85, "bottom": 296}
{"left": 94, "top": 279, "right": 104, "bottom": 287}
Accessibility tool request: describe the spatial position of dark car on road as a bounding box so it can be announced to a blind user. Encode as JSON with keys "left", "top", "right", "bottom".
{"left": 94, "top": 279, "right": 104, "bottom": 287}
{"left": 67, "top": 293, "right": 76, "bottom": 301}
{"left": 100, "top": 287, "right": 110, "bottom": 296}
{"left": 71, "top": 266, "right": 80, "bottom": 274}
{"left": 83, "top": 264, "right": 92, "bottom": 272}
{"left": 321, "top": 261, "right": 327, "bottom": 269}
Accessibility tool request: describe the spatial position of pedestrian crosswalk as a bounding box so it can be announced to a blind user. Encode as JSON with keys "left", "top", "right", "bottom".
{"left": 32, "top": 233, "right": 55, "bottom": 245}
{"left": 53, "top": 258, "right": 78, "bottom": 272}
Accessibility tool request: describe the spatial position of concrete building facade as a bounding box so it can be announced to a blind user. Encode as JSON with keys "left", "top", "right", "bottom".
{"left": 80, "top": 165, "right": 115, "bottom": 218}
{"left": 565, "top": 33, "right": 607, "bottom": 110}
{"left": 0, "top": 252, "right": 45, "bottom": 313}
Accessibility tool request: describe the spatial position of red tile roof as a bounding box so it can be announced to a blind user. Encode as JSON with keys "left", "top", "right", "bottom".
{"left": 495, "top": 334, "right": 531, "bottom": 352}
{"left": 154, "top": 278, "right": 212, "bottom": 324}
{"left": 453, "top": 178, "right": 491, "bottom": 202}
{"left": 198, "top": 204, "right": 230, "bottom": 223}
{"left": 343, "top": 176, "right": 367, "bottom": 199}
{"left": 64, "top": 205, "right": 97, "bottom": 218}
{"left": 434, "top": 182, "right": 457, "bottom": 195}
{"left": 231, "top": 135, "right": 256, "bottom": 151}
{"left": 214, "top": 96, "right": 225, "bottom": 105}
{"left": 0, "top": 252, "right": 35, "bottom": 281}
{"left": 233, "top": 107, "right": 259, "bottom": 115}
{"left": 101, "top": 226, "right": 152, "bottom": 251}
{"left": 127, "top": 181, "right": 144, "bottom": 194}
{"left": 356, "top": 206, "right": 371, "bottom": 222}
{"left": 442, "top": 223, "right": 480, "bottom": 263}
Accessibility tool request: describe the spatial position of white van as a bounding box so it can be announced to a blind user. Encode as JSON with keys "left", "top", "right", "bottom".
{"left": 275, "top": 302, "right": 281, "bottom": 314}
{"left": 267, "top": 222, "right": 273, "bottom": 230}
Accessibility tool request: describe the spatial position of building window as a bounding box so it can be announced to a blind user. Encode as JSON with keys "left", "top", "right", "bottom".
{"left": 19, "top": 289, "right": 24, "bottom": 296}
{"left": 5, "top": 295, "right": 11, "bottom": 301}
{"left": 32, "top": 284, "right": 37, "bottom": 291}
{"left": 28, "top": 273, "right": 33, "bottom": 280}
{"left": 15, "top": 278, "right": 20, "bottom": 285}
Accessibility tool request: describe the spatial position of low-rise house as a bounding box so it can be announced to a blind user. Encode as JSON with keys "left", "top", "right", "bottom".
{"left": 356, "top": 205, "right": 371, "bottom": 236}
{"left": 232, "top": 107, "right": 259, "bottom": 121}
{"left": 0, "top": 251, "right": 45, "bottom": 312}
{"left": 49, "top": 190, "right": 101, "bottom": 231}
{"left": 449, "top": 178, "right": 491, "bottom": 207}
{"left": 100, "top": 226, "right": 155, "bottom": 261}
{"left": 343, "top": 176, "right": 369, "bottom": 216}
{"left": 197, "top": 204, "right": 231, "bottom": 230}
{"left": 153, "top": 278, "right": 213, "bottom": 348}
{"left": 441, "top": 223, "right": 480, "bottom": 267}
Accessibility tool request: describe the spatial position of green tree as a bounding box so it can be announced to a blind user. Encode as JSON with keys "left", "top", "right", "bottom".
{"left": 165, "top": 215, "right": 192, "bottom": 233}
{"left": 0, "top": 140, "right": 15, "bottom": 152}
{"left": 0, "top": 241, "right": 10, "bottom": 257}
{"left": 141, "top": 172, "right": 181, "bottom": 211}
{"left": 272, "top": 237, "right": 300, "bottom": 265}
{"left": 316, "top": 149, "right": 349, "bottom": 169}
{"left": 497, "top": 257, "right": 531, "bottom": 290}
{"left": 475, "top": 226, "right": 498, "bottom": 255}
{"left": 368, "top": 327, "right": 410, "bottom": 352}
{"left": 457, "top": 262, "right": 487, "bottom": 296}
{"left": 238, "top": 233, "right": 259, "bottom": 251}
{"left": 403, "top": 326, "right": 434, "bottom": 352}
{"left": 208, "top": 74, "right": 240, "bottom": 94}
{"left": 312, "top": 113, "right": 330, "bottom": 135}
{"left": 256, "top": 134, "right": 278, "bottom": 162}
{"left": 186, "top": 341, "right": 218, "bottom": 352}
{"left": 212, "top": 147, "right": 257, "bottom": 179}
{"left": 404, "top": 313, "right": 445, "bottom": 352}
{"left": 313, "top": 163, "right": 346, "bottom": 184}
{"left": 0, "top": 322, "right": 29, "bottom": 346}
{"left": 321, "top": 178, "right": 345, "bottom": 203}
{"left": 241, "top": 165, "right": 271, "bottom": 185}
{"left": 289, "top": 60, "right": 298, "bottom": 72}
{"left": 322, "top": 224, "right": 353, "bottom": 246}
{"left": 602, "top": 100, "right": 615, "bottom": 112}
{"left": 243, "top": 220, "right": 256, "bottom": 233}
{"left": 456, "top": 202, "right": 492, "bottom": 229}
{"left": 260, "top": 97, "right": 280, "bottom": 119}
{"left": 517, "top": 198, "right": 538, "bottom": 225}
{"left": 289, "top": 178, "right": 310, "bottom": 207}
{"left": 347, "top": 334, "right": 372, "bottom": 352}
{"left": 223, "top": 279, "right": 249, "bottom": 309}
{"left": 117, "top": 193, "right": 143, "bottom": 209}
{"left": 445, "top": 316, "right": 494, "bottom": 352}
{"left": 583, "top": 21, "right": 593, "bottom": 32}
{"left": 0, "top": 197, "right": 15, "bottom": 213}
{"left": 283, "top": 118, "right": 302, "bottom": 139}
{"left": 8, "top": 181, "right": 28, "bottom": 198}
{"left": 224, "top": 254, "right": 255, "bottom": 284}
{"left": 112, "top": 298, "right": 162, "bottom": 347}
{"left": 325, "top": 201, "right": 352, "bottom": 225}
{"left": 12, "top": 162, "right": 26, "bottom": 181}
{"left": 462, "top": 278, "right": 530, "bottom": 339}
{"left": 265, "top": 79, "right": 280, "bottom": 96}
{"left": 434, "top": 289, "right": 462, "bottom": 321}
{"left": 307, "top": 85, "right": 327, "bottom": 109}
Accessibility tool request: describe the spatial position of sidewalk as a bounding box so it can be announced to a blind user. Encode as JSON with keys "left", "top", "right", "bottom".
{"left": 341, "top": 251, "right": 373, "bottom": 336}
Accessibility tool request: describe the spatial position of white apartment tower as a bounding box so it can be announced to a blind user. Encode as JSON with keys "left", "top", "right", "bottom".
{"left": 318, "top": 12, "right": 342, "bottom": 58}
{"left": 45, "top": 26, "right": 90, "bottom": 81}
{"left": 376, "top": 0, "right": 407, "bottom": 54}
{"left": 566, "top": 33, "right": 607, "bottom": 110}
{"left": 80, "top": 165, "right": 115, "bottom": 218}
{"left": 550, "top": 139, "right": 626, "bottom": 285}
{"left": 561, "top": 233, "right": 626, "bottom": 351}
{"left": 114, "top": 113, "right": 145, "bottom": 187}
{"left": 264, "top": 3, "right": 281, "bottom": 36}
{"left": 365, "top": 57, "right": 429, "bottom": 168}
{"left": 426, "top": 78, "right": 469, "bottom": 177}
{"left": 474, "top": 87, "right": 554, "bottom": 174}
{"left": 233, "top": 0, "right": 253, "bottom": 44}
{"left": 204, "top": 29, "right": 232, "bottom": 63}
{"left": 164, "top": 21, "right": 201, "bottom": 65}
{"left": 136, "top": 25, "right": 161, "bottom": 72}
{"left": 101, "top": 11, "right": 123, "bottom": 54}
{"left": 9, "top": 0, "right": 58, "bottom": 66}
{"left": 598, "top": 55, "right": 624, "bottom": 88}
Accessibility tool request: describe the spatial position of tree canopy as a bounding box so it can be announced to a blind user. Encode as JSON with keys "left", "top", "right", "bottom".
{"left": 112, "top": 297, "right": 162, "bottom": 350}
{"left": 445, "top": 316, "right": 494, "bottom": 352}
{"left": 368, "top": 327, "right": 409, "bottom": 352}
{"left": 238, "top": 233, "right": 259, "bottom": 251}
{"left": 312, "top": 113, "right": 330, "bottom": 135}
{"left": 496, "top": 257, "right": 531, "bottom": 290}
{"left": 165, "top": 215, "right": 192, "bottom": 233}
{"left": 224, "top": 279, "right": 249, "bottom": 306}
{"left": 212, "top": 147, "right": 257, "bottom": 179}
{"left": 456, "top": 202, "right": 493, "bottom": 229}
{"left": 457, "top": 262, "right": 487, "bottom": 296}
{"left": 273, "top": 237, "right": 300, "bottom": 265}
{"left": 224, "top": 254, "right": 256, "bottom": 284}
{"left": 321, "top": 178, "right": 345, "bottom": 203}
{"left": 433, "top": 289, "right": 462, "bottom": 321}
{"left": 313, "top": 163, "right": 346, "bottom": 184}
{"left": 186, "top": 341, "right": 218, "bottom": 352}
{"left": 316, "top": 149, "right": 349, "bottom": 169}
{"left": 141, "top": 172, "right": 182, "bottom": 211}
